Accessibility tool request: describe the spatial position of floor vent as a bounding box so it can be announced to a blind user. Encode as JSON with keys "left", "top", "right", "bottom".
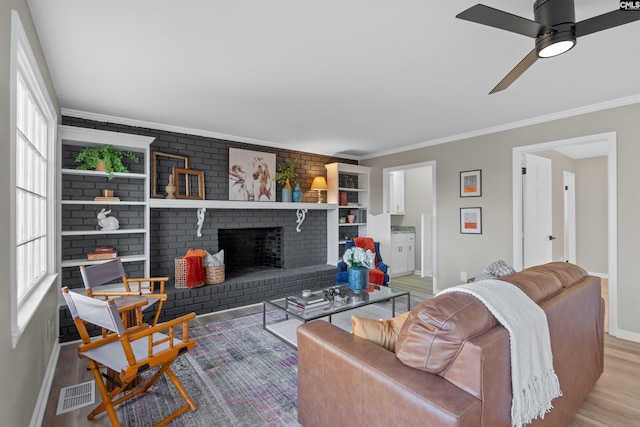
{"left": 56, "top": 380, "right": 95, "bottom": 414}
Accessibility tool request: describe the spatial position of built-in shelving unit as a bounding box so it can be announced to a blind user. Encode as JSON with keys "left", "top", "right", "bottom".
{"left": 325, "top": 162, "right": 371, "bottom": 264}
{"left": 58, "top": 125, "right": 154, "bottom": 287}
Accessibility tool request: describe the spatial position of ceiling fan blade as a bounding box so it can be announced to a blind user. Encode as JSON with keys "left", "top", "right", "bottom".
{"left": 457, "top": 4, "right": 555, "bottom": 38}
{"left": 490, "top": 49, "right": 539, "bottom": 94}
{"left": 576, "top": 10, "right": 640, "bottom": 37}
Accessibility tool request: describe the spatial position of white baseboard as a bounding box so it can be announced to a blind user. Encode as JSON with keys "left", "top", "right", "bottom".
{"left": 613, "top": 328, "right": 640, "bottom": 344}
{"left": 30, "top": 341, "right": 61, "bottom": 427}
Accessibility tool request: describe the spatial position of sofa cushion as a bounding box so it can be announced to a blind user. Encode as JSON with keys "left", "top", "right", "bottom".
{"left": 499, "top": 262, "right": 587, "bottom": 303}
{"left": 351, "top": 312, "right": 410, "bottom": 352}
{"left": 395, "top": 292, "right": 498, "bottom": 375}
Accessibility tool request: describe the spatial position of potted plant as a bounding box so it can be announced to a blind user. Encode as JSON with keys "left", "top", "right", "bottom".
{"left": 274, "top": 158, "right": 297, "bottom": 202}
{"left": 75, "top": 144, "right": 139, "bottom": 180}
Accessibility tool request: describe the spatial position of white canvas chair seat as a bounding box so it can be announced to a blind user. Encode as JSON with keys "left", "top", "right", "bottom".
{"left": 82, "top": 332, "right": 184, "bottom": 375}
{"left": 62, "top": 287, "right": 197, "bottom": 427}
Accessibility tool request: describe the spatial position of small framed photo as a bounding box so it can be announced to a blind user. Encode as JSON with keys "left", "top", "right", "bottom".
{"left": 460, "top": 169, "right": 482, "bottom": 197}
{"left": 460, "top": 207, "right": 482, "bottom": 234}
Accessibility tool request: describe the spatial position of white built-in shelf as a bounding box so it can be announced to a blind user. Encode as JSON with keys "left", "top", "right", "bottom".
{"left": 61, "top": 200, "right": 147, "bottom": 205}
{"left": 60, "top": 168, "right": 146, "bottom": 180}
{"left": 148, "top": 199, "right": 337, "bottom": 210}
{"left": 61, "top": 228, "right": 147, "bottom": 237}
{"left": 339, "top": 223, "right": 366, "bottom": 227}
{"left": 61, "top": 254, "right": 146, "bottom": 268}
{"left": 338, "top": 187, "right": 368, "bottom": 192}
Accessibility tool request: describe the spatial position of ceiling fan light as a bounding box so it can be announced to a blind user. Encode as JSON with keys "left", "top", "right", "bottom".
{"left": 539, "top": 40, "right": 575, "bottom": 57}
{"left": 536, "top": 28, "right": 576, "bottom": 58}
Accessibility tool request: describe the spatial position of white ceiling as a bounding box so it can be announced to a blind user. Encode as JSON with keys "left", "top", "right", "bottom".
{"left": 27, "top": 0, "right": 640, "bottom": 159}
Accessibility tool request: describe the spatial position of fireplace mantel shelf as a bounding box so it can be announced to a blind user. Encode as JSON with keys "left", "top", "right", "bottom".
{"left": 149, "top": 199, "right": 337, "bottom": 236}
{"left": 148, "top": 199, "right": 337, "bottom": 210}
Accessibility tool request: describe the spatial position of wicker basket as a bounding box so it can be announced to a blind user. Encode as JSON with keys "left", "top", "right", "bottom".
{"left": 174, "top": 257, "right": 204, "bottom": 289}
{"left": 205, "top": 265, "right": 225, "bottom": 284}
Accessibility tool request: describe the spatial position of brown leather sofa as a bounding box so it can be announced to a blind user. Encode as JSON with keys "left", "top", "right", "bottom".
{"left": 297, "top": 262, "right": 604, "bottom": 427}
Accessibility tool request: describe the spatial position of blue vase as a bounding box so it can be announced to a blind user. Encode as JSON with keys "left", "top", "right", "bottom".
{"left": 282, "top": 188, "right": 292, "bottom": 202}
{"left": 348, "top": 266, "right": 369, "bottom": 291}
{"left": 292, "top": 184, "right": 302, "bottom": 202}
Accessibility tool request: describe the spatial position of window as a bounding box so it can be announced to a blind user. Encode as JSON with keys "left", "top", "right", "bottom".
{"left": 10, "top": 10, "right": 57, "bottom": 347}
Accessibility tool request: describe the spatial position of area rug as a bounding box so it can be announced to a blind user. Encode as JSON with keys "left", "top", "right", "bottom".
{"left": 117, "top": 311, "right": 301, "bottom": 427}
{"left": 116, "top": 299, "right": 413, "bottom": 426}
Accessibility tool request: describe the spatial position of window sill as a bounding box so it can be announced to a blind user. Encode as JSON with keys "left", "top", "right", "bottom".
{"left": 12, "top": 273, "right": 58, "bottom": 348}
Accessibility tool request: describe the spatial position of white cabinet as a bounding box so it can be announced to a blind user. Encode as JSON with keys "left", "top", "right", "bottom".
{"left": 58, "top": 125, "right": 154, "bottom": 288}
{"left": 389, "top": 170, "right": 405, "bottom": 214}
{"left": 325, "top": 163, "right": 371, "bottom": 263}
{"left": 389, "top": 232, "right": 415, "bottom": 277}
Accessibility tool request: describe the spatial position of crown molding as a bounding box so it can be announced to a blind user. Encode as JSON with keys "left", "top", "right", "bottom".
{"left": 359, "top": 95, "right": 640, "bottom": 160}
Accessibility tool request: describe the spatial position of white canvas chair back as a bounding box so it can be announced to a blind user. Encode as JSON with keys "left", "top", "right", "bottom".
{"left": 80, "top": 258, "right": 127, "bottom": 290}
{"left": 62, "top": 288, "right": 126, "bottom": 335}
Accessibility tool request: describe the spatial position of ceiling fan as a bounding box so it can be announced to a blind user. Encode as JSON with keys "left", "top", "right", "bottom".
{"left": 457, "top": 0, "right": 640, "bottom": 94}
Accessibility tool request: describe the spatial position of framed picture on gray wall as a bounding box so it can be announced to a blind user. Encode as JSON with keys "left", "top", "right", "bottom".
{"left": 460, "top": 207, "right": 482, "bottom": 234}
{"left": 460, "top": 169, "right": 482, "bottom": 197}
{"left": 228, "top": 148, "right": 276, "bottom": 201}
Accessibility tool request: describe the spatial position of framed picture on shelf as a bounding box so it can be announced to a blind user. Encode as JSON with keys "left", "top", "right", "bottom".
{"left": 460, "top": 169, "right": 482, "bottom": 197}
{"left": 151, "top": 151, "right": 189, "bottom": 198}
{"left": 460, "top": 207, "right": 482, "bottom": 234}
{"left": 228, "top": 148, "right": 276, "bottom": 201}
{"left": 174, "top": 168, "right": 205, "bottom": 200}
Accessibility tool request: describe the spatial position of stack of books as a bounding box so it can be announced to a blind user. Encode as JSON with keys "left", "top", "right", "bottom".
{"left": 87, "top": 246, "right": 118, "bottom": 261}
{"left": 287, "top": 291, "right": 330, "bottom": 313}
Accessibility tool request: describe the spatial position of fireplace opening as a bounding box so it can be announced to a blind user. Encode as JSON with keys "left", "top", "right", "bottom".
{"left": 218, "top": 227, "right": 283, "bottom": 276}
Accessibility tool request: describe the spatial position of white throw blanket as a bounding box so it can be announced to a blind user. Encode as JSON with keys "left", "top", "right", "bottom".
{"left": 439, "top": 279, "right": 561, "bottom": 427}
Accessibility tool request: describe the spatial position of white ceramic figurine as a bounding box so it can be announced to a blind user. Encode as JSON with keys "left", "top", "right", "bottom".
{"left": 97, "top": 208, "right": 120, "bottom": 231}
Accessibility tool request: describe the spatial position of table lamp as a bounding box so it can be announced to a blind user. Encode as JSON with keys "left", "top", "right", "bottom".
{"left": 310, "top": 176, "right": 328, "bottom": 203}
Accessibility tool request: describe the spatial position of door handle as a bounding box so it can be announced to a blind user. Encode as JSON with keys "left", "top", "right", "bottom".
{"left": 548, "top": 236, "right": 556, "bottom": 240}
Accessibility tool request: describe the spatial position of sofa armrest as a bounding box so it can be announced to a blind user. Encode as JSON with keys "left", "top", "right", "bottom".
{"left": 297, "top": 321, "right": 481, "bottom": 427}
{"left": 378, "top": 261, "right": 388, "bottom": 274}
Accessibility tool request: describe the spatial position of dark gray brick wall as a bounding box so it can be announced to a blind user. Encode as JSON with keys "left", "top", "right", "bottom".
{"left": 59, "top": 116, "right": 354, "bottom": 342}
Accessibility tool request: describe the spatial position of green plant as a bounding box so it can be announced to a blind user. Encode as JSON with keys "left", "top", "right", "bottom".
{"left": 274, "top": 158, "right": 297, "bottom": 185}
{"left": 75, "top": 145, "right": 139, "bottom": 180}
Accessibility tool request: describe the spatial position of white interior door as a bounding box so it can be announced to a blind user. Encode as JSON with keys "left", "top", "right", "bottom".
{"left": 523, "top": 153, "right": 553, "bottom": 268}
{"left": 563, "top": 171, "right": 576, "bottom": 264}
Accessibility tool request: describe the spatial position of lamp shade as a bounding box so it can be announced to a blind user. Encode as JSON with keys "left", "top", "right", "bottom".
{"left": 311, "top": 176, "right": 328, "bottom": 191}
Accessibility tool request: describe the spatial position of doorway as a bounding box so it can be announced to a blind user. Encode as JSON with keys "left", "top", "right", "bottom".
{"left": 382, "top": 161, "right": 437, "bottom": 291}
{"left": 512, "top": 132, "right": 617, "bottom": 335}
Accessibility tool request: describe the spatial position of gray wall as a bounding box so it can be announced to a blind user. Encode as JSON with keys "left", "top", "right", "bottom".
{"left": 576, "top": 156, "right": 608, "bottom": 274}
{"left": 0, "top": 2, "right": 60, "bottom": 426}
{"left": 362, "top": 102, "right": 640, "bottom": 337}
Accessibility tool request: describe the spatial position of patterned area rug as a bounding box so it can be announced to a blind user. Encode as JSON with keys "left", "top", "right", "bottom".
{"left": 118, "top": 311, "right": 301, "bottom": 426}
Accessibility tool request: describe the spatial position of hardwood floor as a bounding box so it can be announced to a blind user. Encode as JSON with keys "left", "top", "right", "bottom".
{"left": 43, "top": 282, "right": 640, "bottom": 426}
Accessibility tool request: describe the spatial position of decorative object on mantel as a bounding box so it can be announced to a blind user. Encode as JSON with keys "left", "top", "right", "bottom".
{"left": 342, "top": 245, "right": 375, "bottom": 291}
{"left": 275, "top": 158, "right": 298, "bottom": 203}
{"left": 292, "top": 183, "right": 302, "bottom": 203}
{"left": 151, "top": 151, "right": 189, "bottom": 198}
{"left": 165, "top": 174, "right": 176, "bottom": 199}
{"left": 96, "top": 208, "right": 119, "bottom": 231}
{"left": 229, "top": 148, "right": 276, "bottom": 202}
{"left": 173, "top": 167, "right": 205, "bottom": 200}
{"left": 311, "top": 176, "right": 328, "bottom": 203}
{"left": 75, "top": 144, "right": 139, "bottom": 180}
